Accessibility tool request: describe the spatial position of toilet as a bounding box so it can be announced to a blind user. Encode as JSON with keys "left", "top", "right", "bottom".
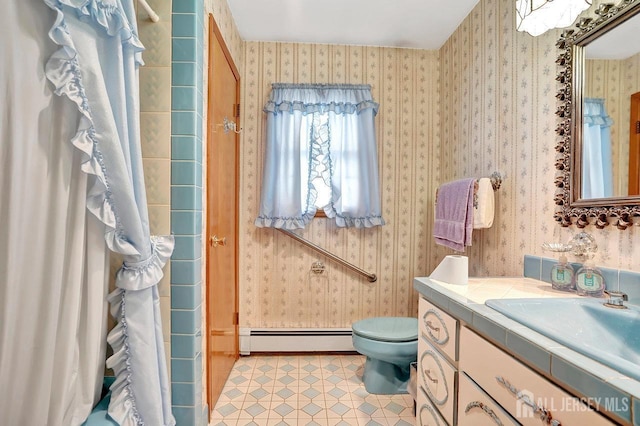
{"left": 352, "top": 317, "right": 418, "bottom": 394}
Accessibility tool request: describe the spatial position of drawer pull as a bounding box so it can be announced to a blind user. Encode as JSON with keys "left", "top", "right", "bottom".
{"left": 420, "top": 350, "right": 449, "bottom": 406}
{"left": 495, "top": 376, "right": 562, "bottom": 426}
{"left": 423, "top": 309, "right": 450, "bottom": 345}
{"left": 465, "top": 401, "right": 504, "bottom": 426}
{"left": 425, "top": 369, "right": 439, "bottom": 383}
{"left": 426, "top": 320, "right": 440, "bottom": 332}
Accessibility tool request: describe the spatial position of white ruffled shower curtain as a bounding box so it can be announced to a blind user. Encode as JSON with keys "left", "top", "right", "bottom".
{"left": 582, "top": 98, "right": 614, "bottom": 199}
{"left": 0, "top": 1, "right": 174, "bottom": 425}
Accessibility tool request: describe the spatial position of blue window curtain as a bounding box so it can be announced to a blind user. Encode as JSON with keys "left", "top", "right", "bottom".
{"left": 255, "top": 83, "right": 385, "bottom": 229}
{"left": 582, "top": 98, "right": 614, "bottom": 199}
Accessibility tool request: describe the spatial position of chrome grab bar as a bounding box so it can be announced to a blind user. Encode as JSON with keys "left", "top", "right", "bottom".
{"left": 277, "top": 229, "right": 377, "bottom": 283}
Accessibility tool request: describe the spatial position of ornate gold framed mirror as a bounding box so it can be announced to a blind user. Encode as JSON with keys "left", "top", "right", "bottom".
{"left": 555, "top": 0, "right": 640, "bottom": 229}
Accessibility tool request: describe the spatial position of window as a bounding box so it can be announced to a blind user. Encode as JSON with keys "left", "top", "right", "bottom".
{"left": 255, "top": 83, "right": 385, "bottom": 229}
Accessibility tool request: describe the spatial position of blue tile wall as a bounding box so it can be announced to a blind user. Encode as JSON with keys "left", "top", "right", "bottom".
{"left": 172, "top": 136, "right": 198, "bottom": 160}
{"left": 172, "top": 186, "right": 201, "bottom": 210}
{"left": 172, "top": 285, "right": 201, "bottom": 310}
{"left": 171, "top": 211, "right": 201, "bottom": 235}
{"left": 171, "top": 259, "right": 202, "bottom": 285}
{"left": 173, "top": 13, "right": 198, "bottom": 37}
{"left": 172, "top": 87, "right": 198, "bottom": 111}
{"left": 171, "top": 334, "right": 200, "bottom": 359}
{"left": 172, "top": 62, "right": 197, "bottom": 86}
{"left": 171, "top": 161, "right": 197, "bottom": 185}
{"left": 171, "top": 0, "right": 205, "bottom": 424}
{"left": 172, "top": 358, "right": 196, "bottom": 383}
{"left": 541, "top": 258, "right": 555, "bottom": 284}
{"left": 620, "top": 270, "right": 640, "bottom": 304}
{"left": 172, "top": 0, "right": 197, "bottom": 13}
{"left": 524, "top": 255, "right": 640, "bottom": 303}
{"left": 523, "top": 255, "right": 541, "bottom": 279}
{"left": 600, "top": 266, "right": 620, "bottom": 290}
{"left": 172, "top": 111, "right": 198, "bottom": 135}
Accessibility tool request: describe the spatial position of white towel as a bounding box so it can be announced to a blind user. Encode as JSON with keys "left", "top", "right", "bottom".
{"left": 473, "top": 177, "right": 494, "bottom": 229}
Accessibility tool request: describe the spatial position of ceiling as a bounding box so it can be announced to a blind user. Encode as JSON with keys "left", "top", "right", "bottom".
{"left": 226, "top": 0, "right": 481, "bottom": 50}
{"left": 585, "top": 12, "right": 640, "bottom": 60}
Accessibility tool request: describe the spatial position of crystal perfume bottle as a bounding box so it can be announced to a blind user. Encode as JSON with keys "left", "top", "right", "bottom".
{"left": 542, "top": 242, "right": 575, "bottom": 291}
{"left": 569, "top": 232, "right": 605, "bottom": 297}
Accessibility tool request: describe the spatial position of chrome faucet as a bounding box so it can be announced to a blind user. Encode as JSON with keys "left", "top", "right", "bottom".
{"left": 603, "top": 291, "right": 628, "bottom": 309}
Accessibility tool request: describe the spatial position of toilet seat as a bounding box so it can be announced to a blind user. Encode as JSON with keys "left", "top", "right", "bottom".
{"left": 352, "top": 317, "right": 418, "bottom": 342}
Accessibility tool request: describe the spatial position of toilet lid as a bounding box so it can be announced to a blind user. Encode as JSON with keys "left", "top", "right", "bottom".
{"left": 352, "top": 317, "right": 418, "bottom": 342}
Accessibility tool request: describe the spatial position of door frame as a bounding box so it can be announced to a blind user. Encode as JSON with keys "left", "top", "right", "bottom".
{"left": 205, "top": 13, "right": 241, "bottom": 415}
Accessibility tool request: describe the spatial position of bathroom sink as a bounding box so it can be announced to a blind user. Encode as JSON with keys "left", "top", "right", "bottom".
{"left": 485, "top": 297, "right": 640, "bottom": 380}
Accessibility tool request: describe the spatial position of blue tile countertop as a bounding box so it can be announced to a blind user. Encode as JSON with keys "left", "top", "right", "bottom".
{"left": 414, "top": 276, "right": 640, "bottom": 426}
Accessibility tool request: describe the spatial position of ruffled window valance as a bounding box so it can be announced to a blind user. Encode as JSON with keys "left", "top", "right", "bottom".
{"left": 255, "top": 83, "right": 385, "bottom": 229}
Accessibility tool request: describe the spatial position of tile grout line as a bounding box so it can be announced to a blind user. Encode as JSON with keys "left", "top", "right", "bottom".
{"left": 210, "top": 354, "right": 415, "bottom": 426}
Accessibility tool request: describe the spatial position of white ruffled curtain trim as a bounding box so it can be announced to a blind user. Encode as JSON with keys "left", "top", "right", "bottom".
{"left": 42, "top": 1, "right": 175, "bottom": 425}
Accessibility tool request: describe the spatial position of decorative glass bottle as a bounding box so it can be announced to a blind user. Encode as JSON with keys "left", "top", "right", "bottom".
{"left": 569, "top": 232, "right": 605, "bottom": 297}
{"left": 542, "top": 242, "right": 575, "bottom": 291}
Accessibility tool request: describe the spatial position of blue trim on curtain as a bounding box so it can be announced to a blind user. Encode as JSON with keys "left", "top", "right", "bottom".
{"left": 256, "top": 83, "right": 385, "bottom": 229}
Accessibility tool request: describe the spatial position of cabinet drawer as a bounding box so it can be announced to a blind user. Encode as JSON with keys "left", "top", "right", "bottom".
{"left": 460, "top": 326, "right": 615, "bottom": 426}
{"left": 419, "top": 337, "right": 457, "bottom": 425}
{"left": 419, "top": 298, "right": 458, "bottom": 362}
{"left": 458, "top": 372, "right": 519, "bottom": 426}
{"left": 417, "top": 386, "right": 448, "bottom": 426}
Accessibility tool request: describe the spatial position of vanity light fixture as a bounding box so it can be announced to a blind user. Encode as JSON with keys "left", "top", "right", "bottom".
{"left": 516, "top": 0, "right": 592, "bottom": 36}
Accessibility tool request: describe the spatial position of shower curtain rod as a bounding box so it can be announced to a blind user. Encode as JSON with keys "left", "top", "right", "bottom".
{"left": 138, "top": 0, "right": 159, "bottom": 22}
{"left": 277, "top": 229, "right": 378, "bottom": 283}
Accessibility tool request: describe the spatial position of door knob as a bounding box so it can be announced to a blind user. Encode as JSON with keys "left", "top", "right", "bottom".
{"left": 210, "top": 235, "right": 227, "bottom": 247}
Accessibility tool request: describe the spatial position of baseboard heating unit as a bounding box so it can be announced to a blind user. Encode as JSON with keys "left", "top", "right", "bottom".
{"left": 239, "top": 328, "right": 355, "bottom": 355}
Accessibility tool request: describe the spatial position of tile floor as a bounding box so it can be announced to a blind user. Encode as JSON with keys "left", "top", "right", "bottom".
{"left": 210, "top": 354, "right": 416, "bottom": 426}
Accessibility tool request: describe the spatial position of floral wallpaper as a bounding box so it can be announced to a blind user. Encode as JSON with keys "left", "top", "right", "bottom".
{"left": 440, "top": 0, "right": 640, "bottom": 275}
{"left": 205, "top": 0, "right": 243, "bottom": 68}
{"left": 238, "top": 43, "right": 440, "bottom": 328}
{"left": 203, "top": 0, "right": 640, "bottom": 332}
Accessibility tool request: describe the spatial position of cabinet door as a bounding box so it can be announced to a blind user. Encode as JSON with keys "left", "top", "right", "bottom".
{"left": 419, "top": 298, "right": 458, "bottom": 363}
{"left": 460, "top": 326, "right": 616, "bottom": 426}
{"left": 417, "top": 386, "right": 448, "bottom": 426}
{"left": 419, "top": 337, "right": 457, "bottom": 425}
{"left": 458, "top": 372, "right": 519, "bottom": 426}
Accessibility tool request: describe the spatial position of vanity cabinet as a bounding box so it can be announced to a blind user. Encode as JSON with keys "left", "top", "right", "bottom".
{"left": 458, "top": 372, "right": 519, "bottom": 426}
{"left": 417, "top": 294, "right": 617, "bottom": 426}
{"left": 417, "top": 298, "right": 458, "bottom": 425}
{"left": 459, "top": 326, "right": 615, "bottom": 426}
{"left": 418, "top": 386, "right": 448, "bottom": 425}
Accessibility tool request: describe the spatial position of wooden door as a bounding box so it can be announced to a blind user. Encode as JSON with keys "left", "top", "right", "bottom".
{"left": 628, "top": 92, "right": 640, "bottom": 195}
{"left": 206, "top": 14, "right": 240, "bottom": 412}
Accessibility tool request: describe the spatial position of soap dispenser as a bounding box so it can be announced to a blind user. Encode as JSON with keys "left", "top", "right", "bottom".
{"left": 570, "top": 232, "right": 605, "bottom": 297}
{"left": 542, "top": 242, "right": 575, "bottom": 291}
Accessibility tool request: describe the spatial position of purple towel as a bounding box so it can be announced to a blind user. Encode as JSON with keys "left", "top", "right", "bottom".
{"left": 433, "top": 178, "right": 476, "bottom": 252}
